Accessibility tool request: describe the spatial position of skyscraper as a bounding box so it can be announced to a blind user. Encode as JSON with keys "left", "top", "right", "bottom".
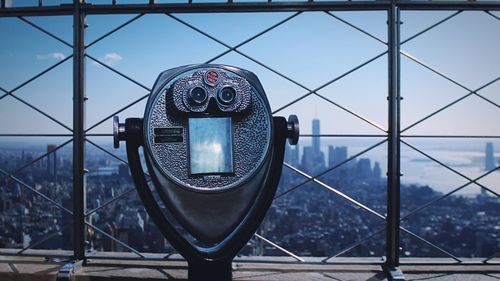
{"left": 312, "top": 119, "right": 320, "bottom": 154}
{"left": 285, "top": 144, "right": 292, "bottom": 164}
{"left": 291, "top": 144, "right": 299, "bottom": 167}
{"left": 119, "top": 163, "right": 130, "bottom": 179}
{"left": 356, "top": 158, "right": 372, "bottom": 179}
{"left": 485, "top": 142, "right": 495, "bottom": 171}
{"left": 373, "top": 162, "right": 382, "bottom": 179}
{"left": 328, "top": 146, "right": 348, "bottom": 168}
{"left": 46, "top": 144, "right": 57, "bottom": 181}
{"left": 300, "top": 119, "right": 325, "bottom": 173}
{"left": 285, "top": 144, "right": 300, "bottom": 167}
{"left": 482, "top": 143, "right": 496, "bottom": 198}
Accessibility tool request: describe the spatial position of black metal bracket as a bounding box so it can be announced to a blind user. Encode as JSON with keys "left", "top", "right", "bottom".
{"left": 117, "top": 116, "right": 289, "bottom": 281}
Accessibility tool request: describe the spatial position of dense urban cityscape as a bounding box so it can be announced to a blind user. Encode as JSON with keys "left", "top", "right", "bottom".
{"left": 0, "top": 119, "right": 498, "bottom": 259}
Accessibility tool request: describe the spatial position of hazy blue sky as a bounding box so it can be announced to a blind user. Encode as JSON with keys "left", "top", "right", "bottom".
{"left": 1, "top": 7, "right": 499, "bottom": 137}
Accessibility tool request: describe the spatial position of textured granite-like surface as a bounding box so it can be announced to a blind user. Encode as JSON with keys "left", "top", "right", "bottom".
{"left": 145, "top": 69, "right": 271, "bottom": 192}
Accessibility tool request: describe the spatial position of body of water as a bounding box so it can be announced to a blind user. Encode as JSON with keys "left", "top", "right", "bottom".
{"left": 318, "top": 138, "right": 500, "bottom": 196}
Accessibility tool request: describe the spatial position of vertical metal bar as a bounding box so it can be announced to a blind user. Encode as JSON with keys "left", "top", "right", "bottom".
{"left": 73, "top": 0, "right": 86, "bottom": 261}
{"left": 1, "top": 0, "right": 5, "bottom": 9}
{"left": 386, "top": 0, "right": 401, "bottom": 269}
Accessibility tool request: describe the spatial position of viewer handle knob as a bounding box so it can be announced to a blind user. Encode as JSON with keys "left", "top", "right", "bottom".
{"left": 286, "top": 115, "right": 299, "bottom": 145}
{"left": 113, "top": 116, "right": 126, "bottom": 149}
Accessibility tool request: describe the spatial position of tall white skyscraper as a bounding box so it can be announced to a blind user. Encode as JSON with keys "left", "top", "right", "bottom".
{"left": 312, "top": 119, "right": 320, "bottom": 154}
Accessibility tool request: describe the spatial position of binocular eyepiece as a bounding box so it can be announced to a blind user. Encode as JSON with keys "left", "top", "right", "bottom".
{"left": 188, "top": 85, "right": 236, "bottom": 107}
{"left": 165, "top": 69, "right": 252, "bottom": 116}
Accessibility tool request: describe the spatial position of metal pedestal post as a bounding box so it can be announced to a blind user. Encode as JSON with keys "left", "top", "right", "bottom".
{"left": 188, "top": 260, "right": 232, "bottom": 281}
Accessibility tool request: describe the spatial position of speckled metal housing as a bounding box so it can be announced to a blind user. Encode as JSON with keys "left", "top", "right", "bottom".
{"left": 143, "top": 65, "right": 273, "bottom": 193}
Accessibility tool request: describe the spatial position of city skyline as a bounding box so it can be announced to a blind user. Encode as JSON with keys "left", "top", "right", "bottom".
{"left": 1, "top": 126, "right": 498, "bottom": 258}
{"left": 1, "top": 116, "right": 499, "bottom": 195}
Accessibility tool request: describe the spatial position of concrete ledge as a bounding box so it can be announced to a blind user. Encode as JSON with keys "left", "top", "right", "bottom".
{"left": 0, "top": 258, "right": 64, "bottom": 281}
{"left": 0, "top": 251, "right": 499, "bottom": 281}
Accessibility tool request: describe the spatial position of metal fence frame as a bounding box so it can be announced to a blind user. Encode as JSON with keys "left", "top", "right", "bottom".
{"left": 1, "top": 0, "right": 499, "bottom": 275}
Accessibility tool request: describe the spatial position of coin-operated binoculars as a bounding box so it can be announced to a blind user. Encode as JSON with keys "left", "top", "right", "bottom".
{"left": 113, "top": 64, "right": 299, "bottom": 281}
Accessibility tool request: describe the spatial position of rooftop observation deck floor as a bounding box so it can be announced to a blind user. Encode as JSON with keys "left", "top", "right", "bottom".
{"left": 0, "top": 250, "right": 499, "bottom": 281}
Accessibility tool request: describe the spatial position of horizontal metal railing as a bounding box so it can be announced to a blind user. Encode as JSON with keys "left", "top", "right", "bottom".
{"left": 1, "top": 1, "right": 500, "bottom": 16}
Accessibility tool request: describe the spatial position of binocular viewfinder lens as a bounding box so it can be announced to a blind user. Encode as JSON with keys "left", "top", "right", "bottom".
{"left": 189, "top": 87, "right": 208, "bottom": 105}
{"left": 218, "top": 87, "right": 236, "bottom": 106}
